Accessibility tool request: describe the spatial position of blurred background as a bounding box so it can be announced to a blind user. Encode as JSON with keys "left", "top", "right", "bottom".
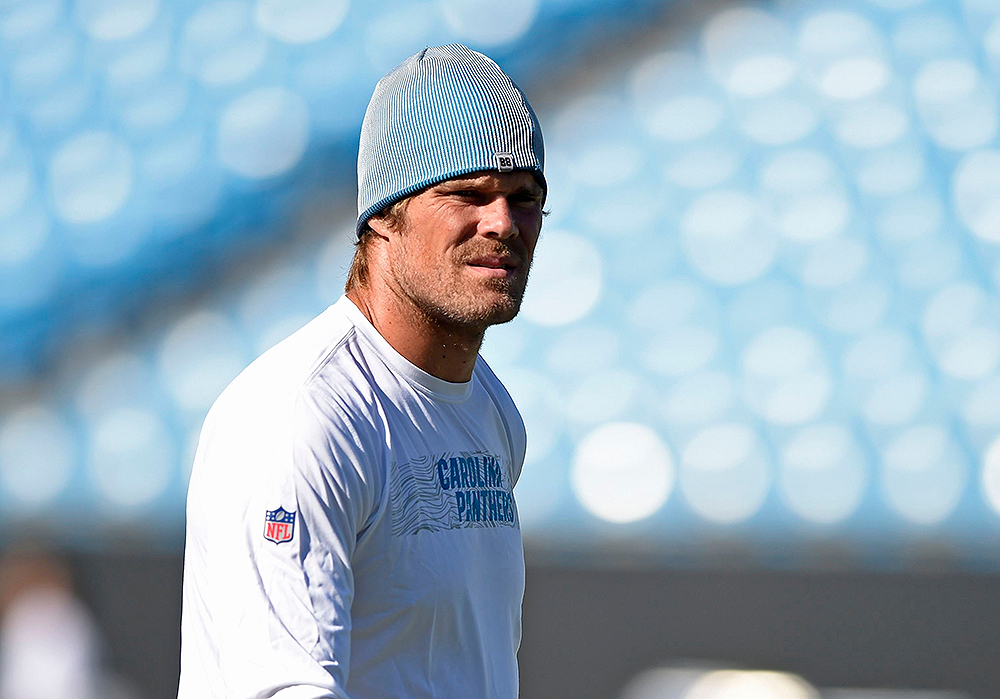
{"left": 2, "top": 0, "right": 1000, "bottom": 696}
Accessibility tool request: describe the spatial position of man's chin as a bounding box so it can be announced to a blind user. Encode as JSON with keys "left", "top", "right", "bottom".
{"left": 433, "top": 294, "right": 523, "bottom": 330}
{"left": 463, "top": 302, "right": 521, "bottom": 329}
{"left": 477, "top": 289, "right": 524, "bottom": 325}
{"left": 474, "top": 309, "right": 516, "bottom": 328}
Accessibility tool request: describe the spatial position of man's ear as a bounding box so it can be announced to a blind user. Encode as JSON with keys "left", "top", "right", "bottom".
{"left": 366, "top": 215, "right": 393, "bottom": 238}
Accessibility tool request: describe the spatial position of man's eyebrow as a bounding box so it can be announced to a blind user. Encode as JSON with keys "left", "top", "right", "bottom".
{"left": 437, "top": 177, "right": 489, "bottom": 189}
{"left": 436, "top": 176, "right": 543, "bottom": 196}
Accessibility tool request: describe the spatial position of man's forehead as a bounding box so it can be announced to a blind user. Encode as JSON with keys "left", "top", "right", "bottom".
{"left": 436, "top": 171, "right": 543, "bottom": 193}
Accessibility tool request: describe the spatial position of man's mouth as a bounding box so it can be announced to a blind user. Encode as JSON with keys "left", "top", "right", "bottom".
{"left": 466, "top": 255, "right": 520, "bottom": 278}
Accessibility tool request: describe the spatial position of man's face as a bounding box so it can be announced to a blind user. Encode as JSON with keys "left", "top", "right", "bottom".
{"left": 378, "top": 170, "right": 545, "bottom": 330}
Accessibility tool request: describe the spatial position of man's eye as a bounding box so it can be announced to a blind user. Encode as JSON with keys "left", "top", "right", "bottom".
{"left": 512, "top": 196, "right": 542, "bottom": 208}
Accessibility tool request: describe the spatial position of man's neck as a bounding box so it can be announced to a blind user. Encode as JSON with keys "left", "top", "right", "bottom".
{"left": 346, "top": 287, "right": 484, "bottom": 384}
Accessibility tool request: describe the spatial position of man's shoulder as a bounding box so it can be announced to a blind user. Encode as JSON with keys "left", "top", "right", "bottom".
{"left": 187, "top": 303, "right": 383, "bottom": 501}
{"left": 474, "top": 357, "right": 519, "bottom": 416}
{"left": 207, "top": 301, "right": 373, "bottom": 427}
{"left": 474, "top": 356, "right": 527, "bottom": 480}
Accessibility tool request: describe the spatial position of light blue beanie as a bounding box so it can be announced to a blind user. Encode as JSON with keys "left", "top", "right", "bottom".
{"left": 357, "top": 44, "right": 545, "bottom": 235}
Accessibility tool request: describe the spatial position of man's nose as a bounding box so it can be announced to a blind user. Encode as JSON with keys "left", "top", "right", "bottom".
{"left": 479, "top": 196, "right": 518, "bottom": 239}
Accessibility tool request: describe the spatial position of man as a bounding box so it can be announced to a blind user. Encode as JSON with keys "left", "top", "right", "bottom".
{"left": 178, "top": 43, "right": 546, "bottom": 698}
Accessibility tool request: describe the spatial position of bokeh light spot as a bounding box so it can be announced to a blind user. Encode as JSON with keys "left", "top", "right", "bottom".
{"left": 89, "top": 407, "right": 174, "bottom": 507}
{"left": 0, "top": 206, "right": 49, "bottom": 266}
{"left": 778, "top": 190, "right": 852, "bottom": 242}
{"left": 914, "top": 59, "right": 998, "bottom": 149}
{"left": 572, "top": 422, "right": 673, "bottom": 523}
{"left": 822, "top": 279, "right": 891, "bottom": 334}
{"left": 728, "top": 55, "right": 797, "bottom": 97}
{"left": 572, "top": 140, "right": 643, "bottom": 186}
{"left": 254, "top": 0, "right": 349, "bottom": 43}
{"left": 662, "top": 371, "right": 735, "bottom": 426}
{"left": 685, "top": 670, "right": 818, "bottom": 699}
{"left": 0, "top": 163, "right": 32, "bottom": 221}
{"left": 897, "top": 238, "right": 960, "bottom": 290}
{"left": 681, "top": 191, "right": 777, "bottom": 285}
{"left": 834, "top": 101, "right": 910, "bottom": 148}
{"left": 0, "top": 0, "right": 61, "bottom": 42}
{"left": 627, "top": 280, "right": 717, "bottom": 331}
{"left": 159, "top": 311, "right": 251, "bottom": 414}
{"left": 440, "top": 0, "right": 537, "bottom": 47}
{"left": 981, "top": 435, "right": 1000, "bottom": 518}
{"left": 799, "top": 11, "right": 880, "bottom": 55}
{"left": 952, "top": 149, "right": 1000, "bottom": 242}
{"left": 520, "top": 231, "right": 602, "bottom": 326}
{"left": 820, "top": 57, "right": 890, "bottom": 100}
{"left": 866, "top": 373, "right": 928, "bottom": 425}
{"left": 962, "top": 375, "right": 1000, "bottom": 428}
{"left": 180, "top": 1, "right": 268, "bottom": 86}
{"left": 780, "top": 425, "right": 866, "bottom": 524}
{"left": 49, "top": 131, "right": 133, "bottom": 224}
{"left": 739, "top": 99, "right": 819, "bottom": 145}
{"left": 643, "top": 326, "right": 720, "bottom": 377}
{"left": 760, "top": 149, "right": 835, "bottom": 191}
{"left": 876, "top": 192, "right": 942, "bottom": 242}
{"left": 645, "top": 96, "right": 723, "bottom": 142}
{"left": 0, "top": 406, "right": 75, "bottom": 506}
{"left": 75, "top": 352, "right": 156, "bottom": 419}
{"left": 702, "top": 8, "right": 793, "bottom": 96}
{"left": 800, "top": 237, "right": 867, "bottom": 288}
{"left": 666, "top": 148, "right": 741, "bottom": 189}
{"left": 923, "top": 283, "right": 1000, "bottom": 380}
{"left": 10, "top": 31, "right": 76, "bottom": 91}
{"left": 77, "top": 0, "right": 159, "bottom": 41}
{"left": 680, "top": 423, "right": 770, "bottom": 524}
{"left": 502, "top": 369, "right": 563, "bottom": 467}
{"left": 880, "top": 425, "right": 966, "bottom": 525}
{"left": 742, "top": 327, "right": 831, "bottom": 425}
{"left": 856, "top": 148, "right": 924, "bottom": 196}
{"left": 842, "top": 330, "right": 928, "bottom": 427}
{"left": 545, "top": 325, "right": 619, "bottom": 376}
{"left": 218, "top": 87, "right": 310, "bottom": 178}
{"left": 562, "top": 370, "right": 639, "bottom": 424}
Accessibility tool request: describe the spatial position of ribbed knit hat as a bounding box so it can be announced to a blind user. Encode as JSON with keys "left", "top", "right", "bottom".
{"left": 356, "top": 44, "right": 545, "bottom": 235}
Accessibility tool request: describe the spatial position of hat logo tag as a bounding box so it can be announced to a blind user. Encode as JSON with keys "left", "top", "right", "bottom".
{"left": 494, "top": 153, "right": 514, "bottom": 172}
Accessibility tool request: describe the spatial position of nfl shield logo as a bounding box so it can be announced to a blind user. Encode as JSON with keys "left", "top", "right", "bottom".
{"left": 264, "top": 507, "right": 296, "bottom": 544}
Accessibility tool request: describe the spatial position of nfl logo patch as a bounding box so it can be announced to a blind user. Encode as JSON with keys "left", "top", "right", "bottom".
{"left": 264, "top": 507, "right": 296, "bottom": 544}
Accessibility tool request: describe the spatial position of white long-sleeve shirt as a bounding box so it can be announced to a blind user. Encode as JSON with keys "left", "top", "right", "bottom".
{"left": 178, "top": 295, "right": 526, "bottom": 699}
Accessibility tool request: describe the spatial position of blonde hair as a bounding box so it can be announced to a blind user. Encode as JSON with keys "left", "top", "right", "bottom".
{"left": 345, "top": 198, "right": 409, "bottom": 292}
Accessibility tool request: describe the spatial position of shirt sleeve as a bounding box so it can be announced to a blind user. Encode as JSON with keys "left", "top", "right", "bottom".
{"left": 476, "top": 359, "right": 528, "bottom": 486}
{"left": 218, "top": 385, "right": 383, "bottom": 698}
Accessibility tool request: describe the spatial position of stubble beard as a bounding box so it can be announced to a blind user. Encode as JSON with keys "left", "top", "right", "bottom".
{"left": 390, "top": 244, "right": 531, "bottom": 334}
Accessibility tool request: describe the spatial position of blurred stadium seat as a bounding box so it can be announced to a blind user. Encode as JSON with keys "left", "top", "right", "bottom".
{"left": 3, "top": 0, "right": 1000, "bottom": 564}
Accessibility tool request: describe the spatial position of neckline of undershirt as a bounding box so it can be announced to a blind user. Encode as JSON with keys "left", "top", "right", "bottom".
{"left": 336, "top": 295, "right": 476, "bottom": 402}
